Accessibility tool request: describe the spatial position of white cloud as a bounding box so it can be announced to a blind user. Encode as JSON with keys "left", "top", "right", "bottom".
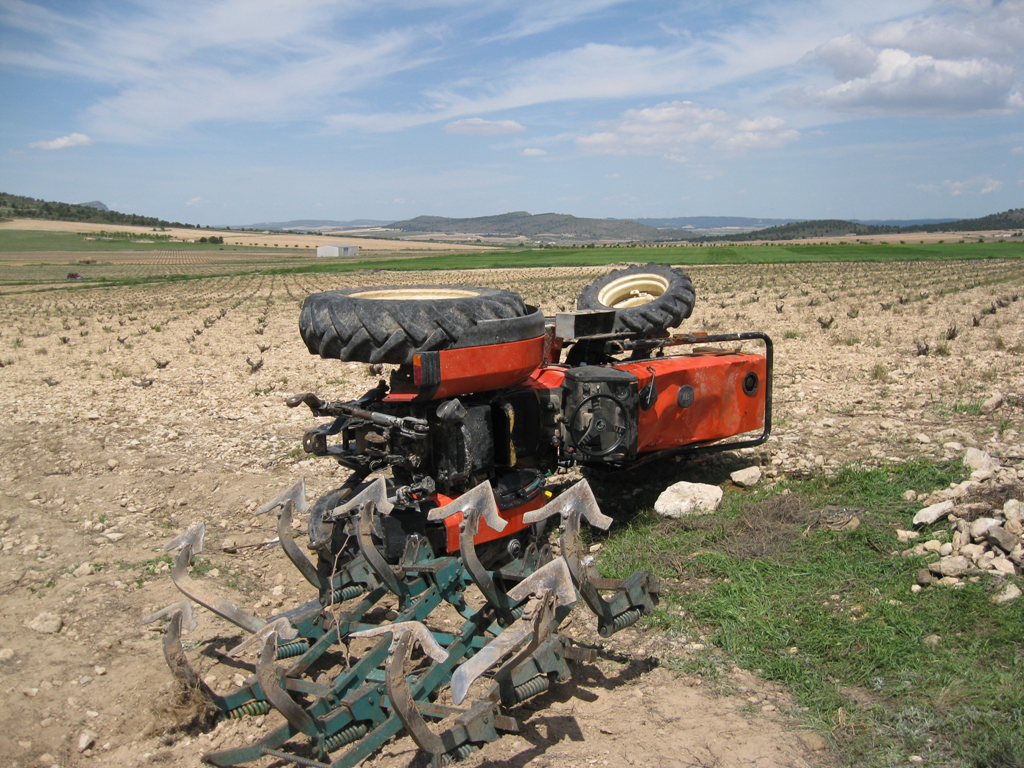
{"left": 577, "top": 101, "right": 799, "bottom": 162}
{"left": 1013, "top": 146, "right": 1024, "bottom": 155}
{"left": 185, "top": 197, "right": 202, "bottom": 206}
{"left": 444, "top": 118, "right": 525, "bottom": 135}
{"left": 485, "top": 1, "right": 633, "bottom": 42}
{"left": 520, "top": 147, "right": 547, "bottom": 156}
{"left": 914, "top": 175, "right": 1003, "bottom": 195}
{"left": 28, "top": 133, "right": 93, "bottom": 150}
{"left": 0, "top": 1, "right": 426, "bottom": 141}
{"left": 784, "top": 2, "right": 1024, "bottom": 115}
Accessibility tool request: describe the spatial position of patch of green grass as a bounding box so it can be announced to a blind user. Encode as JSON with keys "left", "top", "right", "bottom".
{"left": 784, "top": 330, "right": 800, "bottom": 339}
{"left": 597, "top": 458, "right": 1024, "bottom": 768}
{"left": 0, "top": 229, "right": 282, "bottom": 253}
{"left": 935, "top": 399, "right": 985, "bottom": 417}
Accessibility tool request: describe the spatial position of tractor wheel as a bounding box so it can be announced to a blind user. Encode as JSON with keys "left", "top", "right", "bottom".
{"left": 299, "top": 286, "right": 530, "bottom": 364}
{"left": 577, "top": 263, "right": 695, "bottom": 336}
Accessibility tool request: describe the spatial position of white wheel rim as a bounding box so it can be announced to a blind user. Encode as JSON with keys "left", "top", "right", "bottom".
{"left": 597, "top": 274, "right": 669, "bottom": 309}
{"left": 348, "top": 288, "right": 481, "bottom": 300}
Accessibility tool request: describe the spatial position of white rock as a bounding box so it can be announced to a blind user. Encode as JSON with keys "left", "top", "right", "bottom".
{"left": 963, "top": 447, "right": 996, "bottom": 472}
{"left": 902, "top": 490, "right": 917, "bottom": 503}
{"left": 913, "top": 500, "right": 954, "bottom": 526}
{"left": 896, "top": 529, "right": 919, "bottom": 542}
{"left": 991, "top": 556, "right": 1016, "bottom": 576}
{"left": 992, "top": 582, "right": 1022, "bottom": 604}
{"left": 1005, "top": 499, "right": 1022, "bottom": 521}
{"left": 938, "top": 543, "right": 954, "bottom": 556}
{"left": 0, "top": 648, "right": 14, "bottom": 661}
{"left": 73, "top": 562, "right": 94, "bottom": 578}
{"left": 27, "top": 612, "right": 62, "bottom": 634}
{"left": 922, "top": 540, "right": 942, "bottom": 553}
{"left": 928, "top": 556, "right": 972, "bottom": 577}
{"left": 961, "top": 543, "right": 986, "bottom": 561}
{"left": 915, "top": 433, "right": 931, "bottom": 444}
{"left": 952, "top": 530, "right": 970, "bottom": 550}
{"left": 970, "top": 517, "right": 999, "bottom": 541}
{"left": 980, "top": 393, "right": 1005, "bottom": 415}
{"left": 78, "top": 731, "right": 96, "bottom": 752}
{"left": 730, "top": 466, "right": 762, "bottom": 488}
{"left": 654, "top": 482, "right": 723, "bottom": 518}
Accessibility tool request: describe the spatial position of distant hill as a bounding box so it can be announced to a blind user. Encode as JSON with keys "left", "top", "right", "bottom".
{"left": 701, "top": 208, "right": 1024, "bottom": 242}
{"left": 633, "top": 216, "right": 801, "bottom": 230}
{"left": 0, "top": 192, "right": 193, "bottom": 229}
{"left": 387, "top": 211, "right": 685, "bottom": 241}
{"left": 238, "top": 219, "right": 394, "bottom": 231}
{"left": 850, "top": 218, "right": 958, "bottom": 227}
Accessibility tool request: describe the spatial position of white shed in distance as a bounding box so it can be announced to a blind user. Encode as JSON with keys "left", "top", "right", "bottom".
{"left": 317, "top": 243, "right": 359, "bottom": 258}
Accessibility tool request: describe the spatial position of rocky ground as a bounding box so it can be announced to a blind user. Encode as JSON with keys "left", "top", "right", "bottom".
{"left": 1, "top": 258, "right": 1022, "bottom": 768}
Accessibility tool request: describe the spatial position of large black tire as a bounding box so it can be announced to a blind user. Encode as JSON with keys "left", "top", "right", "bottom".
{"left": 300, "top": 285, "right": 530, "bottom": 364}
{"left": 577, "top": 263, "right": 695, "bottom": 336}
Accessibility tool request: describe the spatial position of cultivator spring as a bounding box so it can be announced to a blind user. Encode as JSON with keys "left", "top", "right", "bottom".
{"left": 146, "top": 477, "right": 659, "bottom": 767}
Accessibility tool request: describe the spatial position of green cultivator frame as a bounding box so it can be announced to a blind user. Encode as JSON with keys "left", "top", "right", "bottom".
{"left": 149, "top": 478, "right": 659, "bottom": 767}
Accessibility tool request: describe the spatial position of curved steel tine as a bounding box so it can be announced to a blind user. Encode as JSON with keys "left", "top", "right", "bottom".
{"left": 227, "top": 618, "right": 299, "bottom": 657}
{"left": 255, "top": 631, "right": 320, "bottom": 738}
{"left": 426, "top": 480, "right": 507, "bottom": 533}
{"left": 141, "top": 599, "right": 198, "bottom": 633}
{"left": 172, "top": 543, "right": 266, "bottom": 635}
{"left": 254, "top": 479, "right": 310, "bottom": 517}
{"left": 522, "top": 480, "right": 611, "bottom": 536}
{"left": 506, "top": 556, "right": 576, "bottom": 608}
{"left": 163, "top": 522, "right": 206, "bottom": 555}
{"left": 449, "top": 587, "right": 558, "bottom": 708}
{"left": 162, "top": 610, "right": 217, "bottom": 699}
{"left": 355, "top": 500, "right": 404, "bottom": 597}
{"left": 385, "top": 630, "right": 446, "bottom": 756}
{"left": 276, "top": 499, "right": 321, "bottom": 589}
{"left": 459, "top": 504, "right": 515, "bottom": 625}
{"left": 335, "top": 477, "right": 393, "bottom": 518}
{"left": 349, "top": 621, "right": 449, "bottom": 664}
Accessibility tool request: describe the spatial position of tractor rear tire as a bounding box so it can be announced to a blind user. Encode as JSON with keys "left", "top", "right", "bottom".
{"left": 577, "top": 263, "right": 695, "bottom": 336}
{"left": 299, "top": 286, "right": 530, "bottom": 364}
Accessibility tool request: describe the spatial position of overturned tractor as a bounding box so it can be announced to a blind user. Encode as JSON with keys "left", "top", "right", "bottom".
{"left": 147, "top": 264, "right": 772, "bottom": 767}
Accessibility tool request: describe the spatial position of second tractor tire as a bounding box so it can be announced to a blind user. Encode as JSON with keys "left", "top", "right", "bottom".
{"left": 299, "top": 285, "right": 530, "bottom": 365}
{"left": 577, "top": 263, "right": 695, "bottom": 336}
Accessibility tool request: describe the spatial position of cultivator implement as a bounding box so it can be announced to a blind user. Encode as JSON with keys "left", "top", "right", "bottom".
{"left": 150, "top": 477, "right": 660, "bottom": 767}
{"left": 145, "top": 269, "right": 771, "bottom": 765}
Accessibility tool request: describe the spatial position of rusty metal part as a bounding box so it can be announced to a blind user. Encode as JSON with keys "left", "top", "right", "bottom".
{"left": 163, "top": 522, "right": 206, "bottom": 555}
{"left": 426, "top": 480, "right": 507, "bottom": 532}
{"left": 227, "top": 618, "right": 299, "bottom": 658}
{"left": 334, "top": 476, "right": 394, "bottom": 519}
{"left": 254, "top": 479, "right": 311, "bottom": 517}
{"left": 349, "top": 622, "right": 449, "bottom": 664}
{"left": 355, "top": 499, "right": 405, "bottom": 598}
{"left": 171, "top": 543, "right": 266, "bottom": 635}
{"left": 255, "top": 631, "right": 320, "bottom": 738}
{"left": 141, "top": 599, "right": 198, "bottom": 633}
{"left": 450, "top": 557, "right": 574, "bottom": 705}
{"left": 275, "top": 498, "right": 321, "bottom": 588}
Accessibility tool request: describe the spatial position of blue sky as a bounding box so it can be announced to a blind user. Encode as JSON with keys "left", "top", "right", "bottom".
{"left": 1, "top": 0, "right": 1022, "bottom": 225}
